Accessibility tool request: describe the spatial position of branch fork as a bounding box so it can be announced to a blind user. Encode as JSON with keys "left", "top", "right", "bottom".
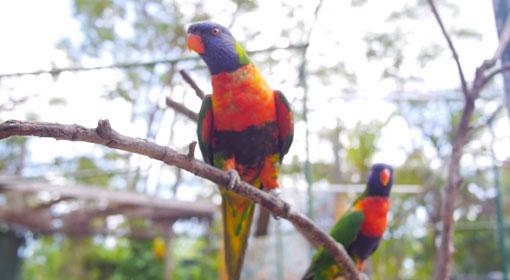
{"left": 427, "top": 0, "right": 510, "bottom": 279}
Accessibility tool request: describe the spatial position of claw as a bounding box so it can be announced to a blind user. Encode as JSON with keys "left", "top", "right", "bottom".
{"left": 226, "top": 169, "right": 240, "bottom": 191}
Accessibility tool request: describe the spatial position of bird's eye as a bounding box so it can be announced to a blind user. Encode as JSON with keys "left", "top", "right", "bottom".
{"left": 211, "top": 28, "right": 220, "bottom": 36}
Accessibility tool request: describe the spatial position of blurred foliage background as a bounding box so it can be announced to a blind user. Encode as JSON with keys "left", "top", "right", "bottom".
{"left": 0, "top": 0, "right": 509, "bottom": 279}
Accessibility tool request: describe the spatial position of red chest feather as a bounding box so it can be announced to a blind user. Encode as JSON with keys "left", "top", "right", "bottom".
{"left": 211, "top": 64, "right": 276, "bottom": 131}
{"left": 356, "top": 197, "right": 390, "bottom": 238}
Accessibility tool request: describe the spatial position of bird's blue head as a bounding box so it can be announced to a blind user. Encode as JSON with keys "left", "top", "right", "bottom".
{"left": 366, "top": 163, "right": 394, "bottom": 197}
{"left": 187, "top": 21, "right": 250, "bottom": 75}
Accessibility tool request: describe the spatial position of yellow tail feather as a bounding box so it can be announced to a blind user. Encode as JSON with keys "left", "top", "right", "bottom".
{"left": 221, "top": 189, "right": 256, "bottom": 280}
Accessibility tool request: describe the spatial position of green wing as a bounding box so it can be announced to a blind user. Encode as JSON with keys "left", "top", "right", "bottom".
{"left": 197, "top": 95, "right": 213, "bottom": 164}
{"left": 302, "top": 210, "right": 364, "bottom": 280}
{"left": 329, "top": 210, "right": 364, "bottom": 246}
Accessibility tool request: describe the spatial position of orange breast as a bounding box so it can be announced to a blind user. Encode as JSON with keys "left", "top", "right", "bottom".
{"left": 355, "top": 197, "right": 390, "bottom": 238}
{"left": 211, "top": 64, "right": 276, "bottom": 131}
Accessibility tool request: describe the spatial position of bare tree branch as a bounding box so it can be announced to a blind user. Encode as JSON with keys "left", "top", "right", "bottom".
{"left": 427, "top": 0, "right": 469, "bottom": 97}
{"left": 434, "top": 97, "right": 474, "bottom": 280}
{"left": 164, "top": 70, "right": 201, "bottom": 123}
{"left": 179, "top": 70, "right": 205, "bottom": 100}
{"left": 427, "top": 1, "right": 510, "bottom": 279}
{"left": 165, "top": 97, "right": 198, "bottom": 122}
{"left": 0, "top": 119, "right": 361, "bottom": 280}
{"left": 481, "top": 63, "right": 510, "bottom": 88}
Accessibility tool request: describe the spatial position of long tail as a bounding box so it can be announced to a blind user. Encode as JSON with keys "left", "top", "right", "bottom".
{"left": 221, "top": 189, "right": 256, "bottom": 280}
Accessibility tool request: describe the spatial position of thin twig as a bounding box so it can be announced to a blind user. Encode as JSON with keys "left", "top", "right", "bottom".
{"left": 427, "top": 0, "right": 469, "bottom": 97}
{"left": 0, "top": 119, "right": 361, "bottom": 280}
{"left": 165, "top": 70, "right": 201, "bottom": 122}
{"left": 0, "top": 60, "right": 180, "bottom": 79}
{"left": 0, "top": 45, "right": 308, "bottom": 79}
{"left": 179, "top": 70, "right": 205, "bottom": 100}
{"left": 481, "top": 64, "right": 510, "bottom": 89}
{"left": 165, "top": 97, "right": 198, "bottom": 122}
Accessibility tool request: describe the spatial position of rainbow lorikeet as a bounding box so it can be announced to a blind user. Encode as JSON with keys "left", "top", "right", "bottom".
{"left": 187, "top": 22, "right": 294, "bottom": 280}
{"left": 302, "top": 163, "right": 394, "bottom": 280}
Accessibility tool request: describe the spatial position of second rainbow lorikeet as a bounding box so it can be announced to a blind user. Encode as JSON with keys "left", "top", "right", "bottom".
{"left": 302, "top": 163, "right": 394, "bottom": 280}
{"left": 187, "top": 22, "right": 294, "bottom": 280}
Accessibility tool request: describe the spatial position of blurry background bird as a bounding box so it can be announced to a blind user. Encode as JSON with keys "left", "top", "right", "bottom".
{"left": 303, "top": 163, "right": 394, "bottom": 280}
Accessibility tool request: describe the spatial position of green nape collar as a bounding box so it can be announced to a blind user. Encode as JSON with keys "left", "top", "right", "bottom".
{"left": 235, "top": 42, "right": 251, "bottom": 65}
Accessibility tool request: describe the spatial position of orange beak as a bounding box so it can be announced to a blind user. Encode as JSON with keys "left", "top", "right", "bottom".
{"left": 187, "top": 34, "right": 205, "bottom": 54}
{"left": 380, "top": 168, "right": 391, "bottom": 187}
